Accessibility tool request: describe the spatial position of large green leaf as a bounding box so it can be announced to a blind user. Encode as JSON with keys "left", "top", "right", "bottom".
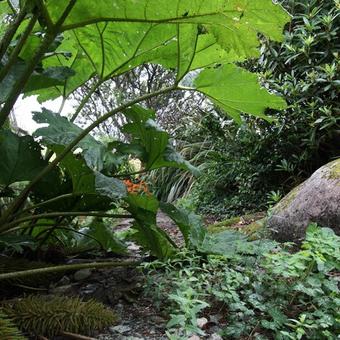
{"left": 94, "top": 171, "right": 127, "bottom": 200}
{"left": 176, "top": 24, "right": 198, "bottom": 81}
{"left": 42, "top": 0, "right": 288, "bottom": 81}
{"left": 192, "top": 64, "right": 287, "bottom": 123}
{"left": 0, "top": 130, "right": 47, "bottom": 186}
{"left": 190, "top": 33, "right": 244, "bottom": 70}
{"left": 125, "top": 194, "right": 159, "bottom": 215}
{"left": 160, "top": 203, "right": 206, "bottom": 248}
{"left": 0, "top": 1, "right": 10, "bottom": 40}
{"left": 200, "top": 230, "right": 278, "bottom": 257}
{"left": 80, "top": 220, "right": 127, "bottom": 255}
{"left": 24, "top": 66, "right": 76, "bottom": 92}
{"left": 21, "top": 143, "right": 125, "bottom": 213}
{"left": 205, "top": 0, "right": 290, "bottom": 57}
{"left": 72, "top": 22, "right": 176, "bottom": 79}
{"left": 125, "top": 194, "right": 176, "bottom": 258}
{"left": 53, "top": 147, "right": 127, "bottom": 200}
{"left": 132, "top": 220, "right": 176, "bottom": 259}
{"left": 16, "top": 1, "right": 289, "bottom": 102}
{"left": 33, "top": 108, "right": 108, "bottom": 171}
{"left": 25, "top": 34, "right": 96, "bottom": 103}
{"left": 46, "top": 1, "right": 289, "bottom": 51}
{"left": 0, "top": 62, "right": 75, "bottom": 104}
{"left": 121, "top": 105, "right": 199, "bottom": 175}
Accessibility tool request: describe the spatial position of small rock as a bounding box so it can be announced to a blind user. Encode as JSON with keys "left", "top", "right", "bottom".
{"left": 209, "top": 314, "right": 221, "bottom": 324}
{"left": 109, "top": 325, "right": 132, "bottom": 334}
{"left": 127, "top": 243, "right": 141, "bottom": 251}
{"left": 197, "top": 317, "right": 208, "bottom": 329}
{"left": 81, "top": 283, "right": 98, "bottom": 295}
{"left": 57, "top": 275, "right": 71, "bottom": 286}
{"left": 208, "top": 333, "right": 223, "bottom": 340}
{"left": 188, "top": 336, "right": 200, "bottom": 340}
{"left": 74, "top": 268, "right": 92, "bottom": 281}
{"left": 50, "top": 284, "right": 74, "bottom": 295}
{"left": 150, "top": 315, "right": 166, "bottom": 324}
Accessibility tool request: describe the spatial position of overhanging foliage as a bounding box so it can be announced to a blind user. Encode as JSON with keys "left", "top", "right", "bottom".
{"left": 0, "top": 0, "right": 289, "bottom": 259}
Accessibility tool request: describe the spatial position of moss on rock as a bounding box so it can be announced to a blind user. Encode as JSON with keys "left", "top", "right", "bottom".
{"left": 327, "top": 158, "right": 340, "bottom": 180}
{"left": 207, "top": 212, "right": 266, "bottom": 239}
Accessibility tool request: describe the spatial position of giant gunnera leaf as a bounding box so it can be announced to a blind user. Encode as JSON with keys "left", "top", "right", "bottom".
{"left": 39, "top": 0, "right": 289, "bottom": 83}
{"left": 19, "top": 0, "right": 289, "bottom": 126}
{"left": 192, "top": 64, "right": 287, "bottom": 123}
{"left": 0, "top": 130, "right": 47, "bottom": 186}
{"left": 120, "top": 105, "right": 199, "bottom": 175}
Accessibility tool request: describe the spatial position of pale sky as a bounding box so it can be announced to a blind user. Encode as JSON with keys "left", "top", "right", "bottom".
{"left": 12, "top": 95, "right": 76, "bottom": 134}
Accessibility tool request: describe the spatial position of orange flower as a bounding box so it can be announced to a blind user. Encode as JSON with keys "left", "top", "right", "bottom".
{"left": 123, "top": 179, "right": 151, "bottom": 195}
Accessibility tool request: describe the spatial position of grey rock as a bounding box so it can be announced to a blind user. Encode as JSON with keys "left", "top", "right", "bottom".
{"left": 127, "top": 243, "right": 141, "bottom": 251}
{"left": 110, "top": 324, "right": 132, "bottom": 334}
{"left": 81, "top": 283, "right": 98, "bottom": 293}
{"left": 57, "top": 275, "right": 71, "bottom": 286}
{"left": 209, "top": 314, "right": 221, "bottom": 324}
{"left": 197, "top": 317, "right": 208, "bottom": 329}
{"left": 74, "top": 268, "right": 92, "bottom": 281}
{"left": 208, "top": 333, "right": 223, "bottom": 340}
{"left": 188, "top": 336, "right": 200, "bottom": 340}
{"left": 268, "top": 159, "right": 340, "bottom": 243}
{"left": 49, "top": 284, "right": 74, "bottom": 295}
{"left": 150, "top": 315, "right": 166, "bottom": 324}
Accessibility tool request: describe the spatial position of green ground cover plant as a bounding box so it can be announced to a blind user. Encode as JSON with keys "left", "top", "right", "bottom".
{"left": 142, "top": 225, "right": 340, "bottom": 339}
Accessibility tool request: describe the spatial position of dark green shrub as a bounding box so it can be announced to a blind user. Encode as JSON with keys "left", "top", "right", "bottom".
{"left": 143, "top": 225, "right": 340, "bottom": 339}
{"left": 186, "top": 0, "right": 340, "bottom": 217}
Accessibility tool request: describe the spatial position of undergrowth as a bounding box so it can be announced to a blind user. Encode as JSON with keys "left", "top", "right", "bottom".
{"left": 142, "top": 225, "right": 340, "bottom": 339}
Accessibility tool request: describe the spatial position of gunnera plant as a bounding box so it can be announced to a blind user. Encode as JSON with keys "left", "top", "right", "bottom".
{"left": 0, "top": 311, "right": 26, "bottom": 340}
{"left": 4, "top": 295, "right": 117, "bottom": 337}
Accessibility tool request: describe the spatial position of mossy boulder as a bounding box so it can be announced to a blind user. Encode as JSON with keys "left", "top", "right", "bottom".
{"left": 268, "top": 159, "right": 340, "bottom": 243}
